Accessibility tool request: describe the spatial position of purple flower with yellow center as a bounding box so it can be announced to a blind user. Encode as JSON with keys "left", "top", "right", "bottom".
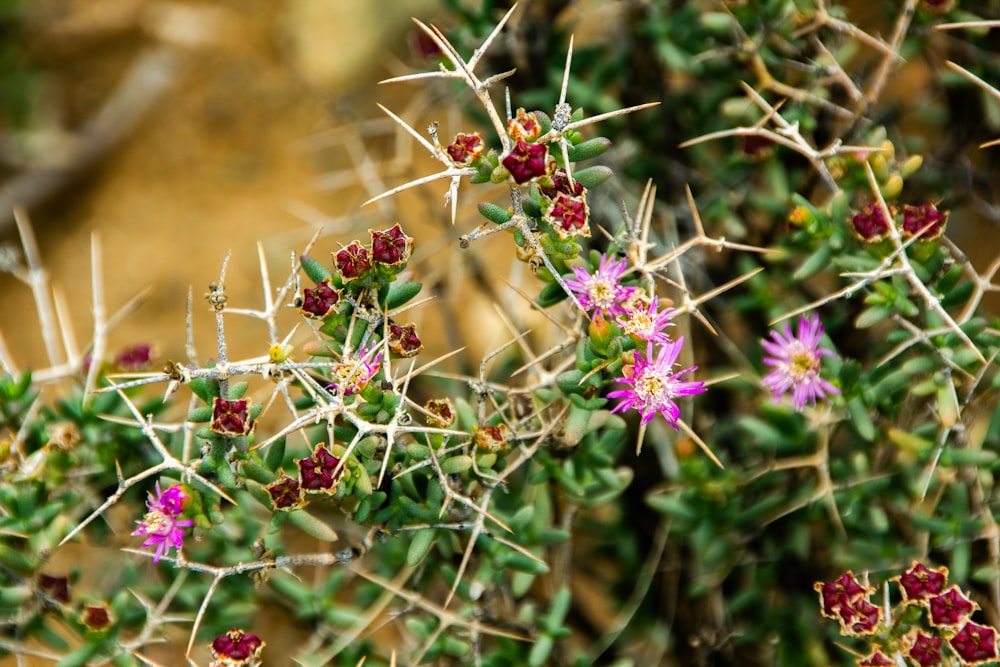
{"left": 502, "top": 139, "right": 552, "bottom": 184}
{"left": 616, "top": 298, "right": 675, "bottom": 345}
{"left": 265, "top": 472, "right": 305, "bottom": 511}
{"left": 850, "top": 202, "right": 894, "bottom": 242}
{"left": 564, "top": 254, "right": 638, "bottom": 318}
{"left": 607, "top": 338, "right": 705, "bottom": 428}
{"left": 837, "top": 596, "right": 880, "bottom": 636}
{"left": 131, "top": 483, "right": 194, "bottom": 563}
{"left": 761, "top": 313, "right": 839, "bottom": 411}
{"left": 901, "top": 202, "right": 948, "bottom": 240}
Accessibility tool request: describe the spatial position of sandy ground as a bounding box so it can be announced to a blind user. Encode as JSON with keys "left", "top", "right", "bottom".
{"left": 0, "top": 0, "right": 461, "bottom": 376}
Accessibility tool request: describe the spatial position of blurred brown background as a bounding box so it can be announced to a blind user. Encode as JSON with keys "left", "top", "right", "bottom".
{"left": 0, "top": 0, "right": 459, "bottom": 374}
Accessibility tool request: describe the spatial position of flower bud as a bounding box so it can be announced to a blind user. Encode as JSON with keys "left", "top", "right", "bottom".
{"left": 588, "top": 312, "right": 615, "bottom": 356}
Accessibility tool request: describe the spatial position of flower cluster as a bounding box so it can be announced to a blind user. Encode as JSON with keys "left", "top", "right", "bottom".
{"left": 817, "top": 564, "right": 1000, "bottom": 666}
{"left": 850, "top": 201, "right": 948, "bottom": 242}
{"left": 131, "top": 483, "right": 193, "bottom": 563}
{"left": 334, "top": 223, "right": 413, "bottom": 287}
{"left": 565, "top": 253, "right": 705, "bottom": 429}
{"left": 815, "top": 571, "right": 881, "bottom": 636}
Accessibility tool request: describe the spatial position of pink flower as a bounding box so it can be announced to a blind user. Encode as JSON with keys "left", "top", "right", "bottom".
{"left": 607, "top": 338, "right": 706, "bottom": 428}
{"left": 132, "top": 483, "right": 194, "bottom": 563}
{"left": 761, "top": 313, "right": 840, "bottom": 410}
{"left": 616, "top": 298, "right": 675, "bottom": 345}
{"left": 327, "top": 344, "right": 383, "bottom": 396}
{"left": 564, "top": 254, "right": 638, "bottom": 318}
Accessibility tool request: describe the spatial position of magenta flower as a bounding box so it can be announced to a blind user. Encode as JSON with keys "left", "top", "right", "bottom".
{"left": 761, "top": 313, "right": 840, "bottom": 410}
{"left": 327, "top": 344, "right": 383, "bottom": 396}
{"left": 607, "top": 338, "right": 706, "bottom": 428}
{"left": 132, "top": 483, "right": 193, "bottom": 563}
{"left": 564, "top": 254, "right": 638, "bottom": 318}
{"left": 616, "top": 298, "right": 675, "bottom": 345}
